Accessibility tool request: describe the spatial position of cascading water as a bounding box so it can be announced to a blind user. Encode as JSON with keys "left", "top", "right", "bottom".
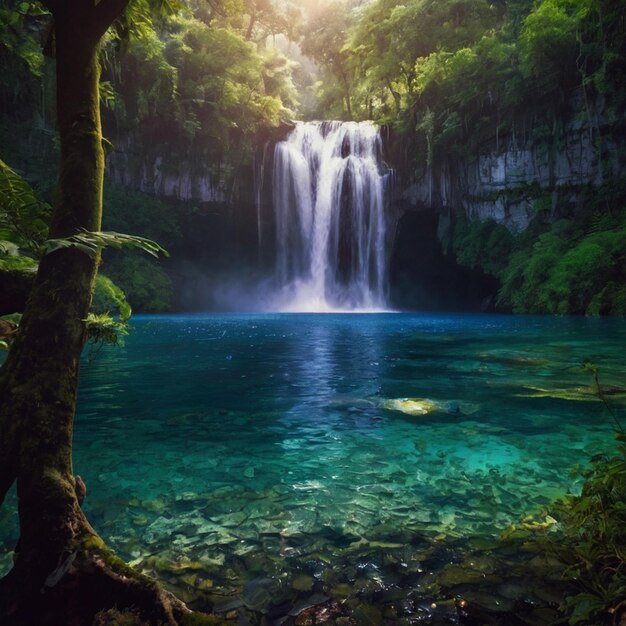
{"left": 270, "top": 120, "right": 391, "bottom": 312}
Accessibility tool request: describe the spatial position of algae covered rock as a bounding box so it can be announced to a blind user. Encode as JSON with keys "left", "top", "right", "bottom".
{"left": 380, "top": 397, "right": 477, "bottom": 416}
{"left": 382, "top": 398, "right": 437, "bottom": 415}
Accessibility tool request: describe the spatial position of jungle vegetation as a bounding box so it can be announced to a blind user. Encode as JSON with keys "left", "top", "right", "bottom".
{"left": 0, "top": 1, "right": 625, "bottom": 625}
{"left": 2, "top": 0, "right": 625, "bottom": 316}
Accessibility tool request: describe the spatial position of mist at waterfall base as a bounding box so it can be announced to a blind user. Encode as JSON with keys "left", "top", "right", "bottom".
{"left": 211, "top": 121, "right": 393, "bottom": 313}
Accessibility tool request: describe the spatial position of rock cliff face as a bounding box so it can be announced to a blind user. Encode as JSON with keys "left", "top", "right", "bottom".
{"left": 397, "top": 99, "right": 623, "bottom": 232}
{"left": 102, "top": 105, "right": 622, "bottom": 312}
{"left": 106, "top": 141, "right": 229, "bottom": 203}
{"left": 105, "top": 123, "right": 295, "bottom": 205}
{"left": 383, "top": 95, "right": 626, "bottom": 311}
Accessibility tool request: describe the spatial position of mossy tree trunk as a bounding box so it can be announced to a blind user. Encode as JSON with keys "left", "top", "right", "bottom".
{"left": 0, "top": 4, "right": 209, "bottom": 624}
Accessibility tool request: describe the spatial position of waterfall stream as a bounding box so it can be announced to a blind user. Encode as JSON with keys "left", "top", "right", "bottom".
{"left": 269, "top": 121, "right": 391, "bottom": 312}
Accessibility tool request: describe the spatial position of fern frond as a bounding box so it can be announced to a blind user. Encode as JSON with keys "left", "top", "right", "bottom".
{"left": 0, "top": 159, "right": 51, "bottom": 251}
{"left": 84, "top": 312, "right": 129, "bottom": 347}
{"left": 44, "top": 230, "right": 169, "bottom": 259}
{"left": 0, "top": 240, "right": 20, "bottom": 257}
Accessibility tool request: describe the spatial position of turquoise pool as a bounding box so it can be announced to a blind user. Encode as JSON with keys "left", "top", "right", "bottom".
{"left": 1, "top": 313, "right": 625, "bottom": 621}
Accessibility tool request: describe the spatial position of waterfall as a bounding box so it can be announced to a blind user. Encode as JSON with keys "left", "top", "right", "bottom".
{"left": 253, "top": 142, "right": 270, "bottom": 261}
{"left": 270, "top": 121, "right": 391, "bottom": 312}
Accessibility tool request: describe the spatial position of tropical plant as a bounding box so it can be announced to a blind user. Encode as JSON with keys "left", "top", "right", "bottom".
{"left": 0, "top": 158, "right": 51, "bottom": 256}
{"left": 538, "top": 364, "right": 626, "bottom": 625}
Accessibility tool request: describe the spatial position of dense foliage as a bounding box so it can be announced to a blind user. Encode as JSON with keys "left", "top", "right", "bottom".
{"left": 539, "top": 366, "right": 626, "bottom": 625}
{"left": 101, "top": 6, "right": 298, "bottom": 174}
{"left": 101, "top": 184, "right": 179, "bottom": 311}
{"left": 319, "top": 0, "right": 625, "bottom": 147}
{"left": 1, "top": 0, "right": 302, "bottom": 182}
{"left": 550, "top": 434, "right": 626, "bottom": 624}
{"left": 0, "top": 157, "right": 153, "bottom": 335}
{"left": 450, "top": 181, "right": 626, "bottom": 315}
{"left": 1, "top": 0, "right": 625, "bottom": 316}
{"left": 0, "top": 0, "right": 303, "bottom": 312}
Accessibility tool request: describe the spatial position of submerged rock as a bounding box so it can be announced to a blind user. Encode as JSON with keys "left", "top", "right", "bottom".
{"left": 288, "top": 593, "right": 330, "bottom": 617}
{"left": 437, "top": 563, "right": 495, "bottom": 587}
{"left": 292, "top": 574, "right": 314, "bottom": 591}
{"left": 241, "top": 585, "right": 272, "bottom": 613}
{"left": 458, "top": 589, "right": 515, "bottom": 612}
{"left": 380, "top": 396, "right": 477, "bottom": 416}
{"left": 350, "top": 603, "right": 383, "bottom": 625}
{"left": 381, "top": 398, "right": 439, "bottom": 416}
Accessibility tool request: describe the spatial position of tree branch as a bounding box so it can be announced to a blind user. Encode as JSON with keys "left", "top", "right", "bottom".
{"left": 92, "top": 0, "right": 132, "bottom": 41}
{"left": 40, "top": 0, "right": 130, "bottom": 45}
{"left": 39, "top": 0, "right": 60, "bottom": 13}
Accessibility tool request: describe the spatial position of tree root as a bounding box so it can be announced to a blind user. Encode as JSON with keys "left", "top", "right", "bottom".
{"left": 0, "top": 536, "right": 226, "bottom": 626}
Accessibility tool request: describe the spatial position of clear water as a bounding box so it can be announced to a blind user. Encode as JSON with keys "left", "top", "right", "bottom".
{"left": 1, "top": 313, "right": 625, "bottom": 619}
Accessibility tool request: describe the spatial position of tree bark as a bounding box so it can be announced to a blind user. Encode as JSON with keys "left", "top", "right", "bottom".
{"left": 0, "top": 13, "right": 103, "bottom": 571}
{"left": 0, "top": 6, "right": 217, "bottom": 625}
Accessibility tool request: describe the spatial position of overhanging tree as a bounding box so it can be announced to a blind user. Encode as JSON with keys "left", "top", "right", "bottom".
{"left": 0, "top": 2, "right": 216, "bottom": 624}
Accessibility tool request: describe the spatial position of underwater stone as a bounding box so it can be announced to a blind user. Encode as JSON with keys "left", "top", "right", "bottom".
{"left": 422, "top": 599, "right": 458, "bottom": 620}
{"left": 196, "top": 577, "right": 214, "bottom": 592}
{"left": 241, "top": 585, "right": 272, "bottom": 613}
{"left": 412, "top": 509, "right": 433, "bottom": 523}
{"left": 213, "top": 598, "right": 244, "bottom": 613}
{"left": 381, "top": 398, "right": 437, "bottom": 416}
{"left": 461, "top": 555, "right": 499, "bottom": 574}
{"left": 292, "top": 574, "right": 314, "bottom": 591}
{"left": 287, "top": 593, "right": 330, "bottom": 617}
{"left": 437, "top": 564, "right": 491, "bottom": 587}
{"left": 523, "top": 607, "right": 562, "bottom": 625}
{"left": 162, "top": 557, "right": 204, "bottom": 573}
{"left": 143, "top": 515, "right": 176, "bottom": 543}
{"left": 294, "top": 612, "right": 314, "bottom": 626}
{"left": 496, "top": 581, "right": 526, "bottom": 600}
{"left": 352, "top": 577, "right": 383, "bottom": 595}
{"left": 142, "top": 498, "right": 167, "bottom": 511}
{"left": 351, "top": 603, "right": 382, "bottom": 625}
{"left": 232, "top": 542, "right": 257, "bottom": 556}
{"left": 174, "top": 491, "right": 203, "bottom": 502}
{"left": 199, "top": 553, "right": 225, "bottom": 568}
{"left": 179, "top": 573, "right": 198, "bottom": 587}
{"left": 177, "top": 523, "right": 199, "bottom": 537}
{"left": 328, "top": 583, "right": 354, "bottom": 599}
{"left": 532, "top": 583, "right": 568, "bottom": 605}
{"left": 220, "top": 511, "right": 248, "bottom": 527}
{"left": 460, "top": 590, "right": 514, "bottom": 612}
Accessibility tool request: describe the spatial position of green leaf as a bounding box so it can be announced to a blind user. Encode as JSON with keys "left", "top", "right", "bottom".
{"left": 0, "top": 158, "right": 51, "bottom": 253}
{"left": 44, "top": 230, "right": 169, "bottom": 259}
{"left": 0, "top": 313, "right": 22, "bottom": 325}
{"left": 565, "top": 592, "right": 606, "bottom": 624}
{"left": 0, "top": 240, "right": 20, "bottom": 257}
{"left": 93, "top": 275, "right": 132, "bottom": 322}
{"left": 83, "top": 312, "right": 129, "bottom": 347}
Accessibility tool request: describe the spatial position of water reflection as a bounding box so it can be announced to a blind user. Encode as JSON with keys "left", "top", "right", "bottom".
{"left": 274, "top": 317, "right": 384, "bottom": 445}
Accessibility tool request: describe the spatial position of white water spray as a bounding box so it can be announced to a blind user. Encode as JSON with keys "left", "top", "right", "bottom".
{"left": 271, "top": 121, "right": 391, "bottom": 312}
